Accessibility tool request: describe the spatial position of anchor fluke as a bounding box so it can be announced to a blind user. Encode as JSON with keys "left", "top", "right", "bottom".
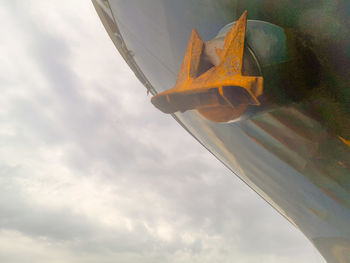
{"left": 151, "top": 11, "right": 263, "bottom": 122}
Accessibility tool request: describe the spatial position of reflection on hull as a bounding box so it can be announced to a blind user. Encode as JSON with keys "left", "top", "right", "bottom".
{"left": 242, "top": 105, "right": 350, "bottom": 208}
{"left": 93, "top": 1, "right": 350, "bottom": 262}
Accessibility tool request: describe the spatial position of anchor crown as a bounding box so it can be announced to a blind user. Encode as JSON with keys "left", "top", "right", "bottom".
{"left": 151, "top": 11, "right": 263, "bottom": 122}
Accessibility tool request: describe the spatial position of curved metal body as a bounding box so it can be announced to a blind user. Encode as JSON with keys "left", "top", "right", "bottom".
{"left": 92, "top": 1, "right": 350, "bottom": 262}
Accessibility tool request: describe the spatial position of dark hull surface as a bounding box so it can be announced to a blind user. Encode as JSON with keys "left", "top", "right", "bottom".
{"left": 93, "top": 1, "right": 350, "bottom": 262}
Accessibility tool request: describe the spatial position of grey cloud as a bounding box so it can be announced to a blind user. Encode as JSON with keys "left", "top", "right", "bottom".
{"left": 0, "top": 165, "right": 95, "bottom": 240}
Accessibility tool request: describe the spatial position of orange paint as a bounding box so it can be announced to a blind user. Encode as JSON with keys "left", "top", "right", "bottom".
{"left": 151, "top": 11, "right": 264, "bottom": 122}
{"left": 339, "top": 136, "right": 350, "bottom": 147}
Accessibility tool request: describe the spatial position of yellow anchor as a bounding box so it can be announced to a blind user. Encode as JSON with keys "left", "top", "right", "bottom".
{"left": 151, "top": 11, "right": 264, "bottom": 122}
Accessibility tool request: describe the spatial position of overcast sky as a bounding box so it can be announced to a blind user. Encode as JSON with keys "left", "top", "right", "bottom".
{"left": 0, "top": 1, "right": 327, "bottom": 262}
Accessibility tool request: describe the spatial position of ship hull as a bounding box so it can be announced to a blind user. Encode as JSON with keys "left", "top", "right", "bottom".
{"left": 93, "top": 1, "right": 350, "bottom": 261}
